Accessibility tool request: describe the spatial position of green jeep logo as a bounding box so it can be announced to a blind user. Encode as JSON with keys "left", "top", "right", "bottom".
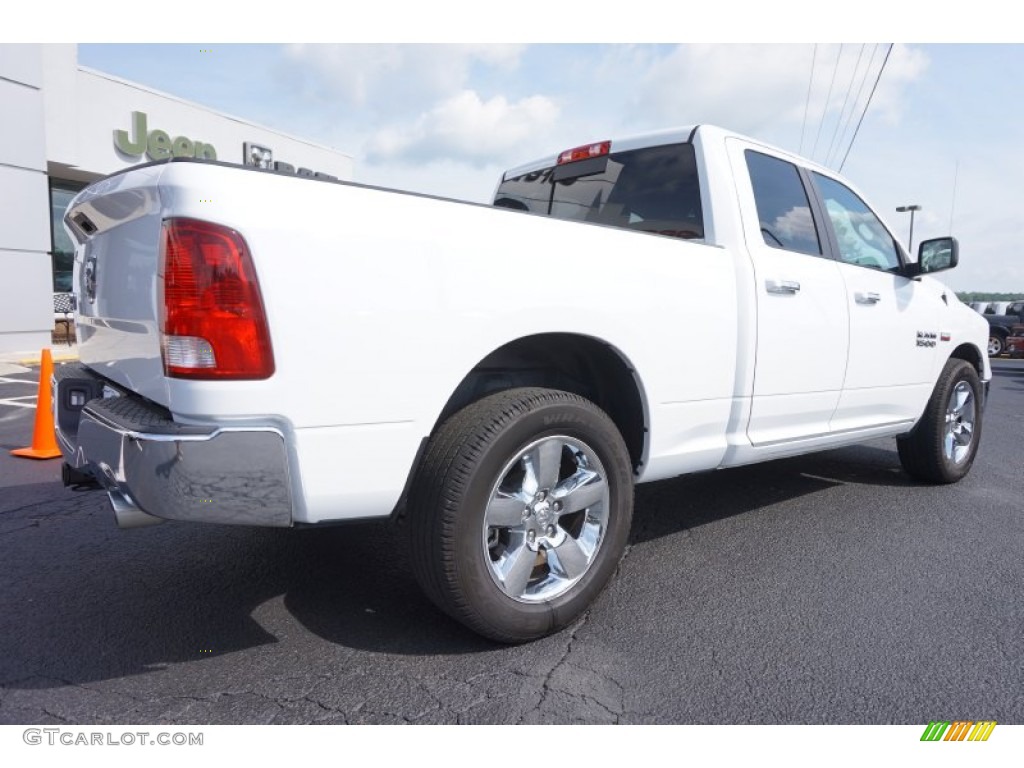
{"left": 114, "top": 111, "right": 217, "bottom": 162}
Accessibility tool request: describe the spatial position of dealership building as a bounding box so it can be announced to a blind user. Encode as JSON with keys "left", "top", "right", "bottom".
{"left": 0, "top": 44, "right": 353, "bottom": 355}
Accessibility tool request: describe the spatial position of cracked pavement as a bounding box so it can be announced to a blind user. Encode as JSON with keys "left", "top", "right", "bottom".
{"left": 1, "top": 365, "right": 1022, "bottom": 724}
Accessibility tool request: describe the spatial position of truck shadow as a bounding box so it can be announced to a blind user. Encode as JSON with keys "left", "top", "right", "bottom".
{"left": 0, "top": 482, "right": 491, "bottom": 702}
{"left": 628, "top": 443, "right": 915, "bottom": 546}
{"left": 0, "top": 441, "right": 928, "bottom": 699}
{"left": 286, "top": 443, "right": 918, "bottom": 648}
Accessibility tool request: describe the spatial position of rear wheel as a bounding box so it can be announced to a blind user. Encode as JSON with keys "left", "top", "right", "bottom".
{"left": 408, "top": 388, "right": 634, "bottom": 643}
{"left": 897, "top": 358, "right": 983, "bottom": 484}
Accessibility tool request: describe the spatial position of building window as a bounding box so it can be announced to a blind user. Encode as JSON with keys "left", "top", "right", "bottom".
{"left": 50, "top": 179, "right": 86, "bottom": 292}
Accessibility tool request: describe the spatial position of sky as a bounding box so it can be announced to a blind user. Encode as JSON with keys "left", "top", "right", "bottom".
{"left": 28, "top": 5, "right": 1022, "bottom": 294}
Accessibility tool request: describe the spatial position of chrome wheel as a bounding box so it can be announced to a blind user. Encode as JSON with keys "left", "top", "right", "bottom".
{"left": 483, "top": 435, "right": 609, "bottom": 603}
{"left": 943, "top": 381, "right": 976, "bottom": 464}
{"left": 987, "top": 335, "right": 1003, "bottom": 357}
{"left": 898, "top": 359, "right": 982, "bottom": 485}
{"left": 409, "top": 388, "right": 634, "bottom": 642}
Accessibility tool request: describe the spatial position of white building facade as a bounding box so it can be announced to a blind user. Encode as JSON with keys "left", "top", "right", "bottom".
{"left": 0, "top": 44, "right": 353, "bottom": 355}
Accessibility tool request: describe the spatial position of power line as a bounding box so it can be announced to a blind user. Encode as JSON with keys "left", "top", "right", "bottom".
{"left": 811, "top": 44, "right": 843, "bottom": 162}
{"left": 799, "top": 44, "right": 818, "bottom": 155}
{"left": 949, "top": 160, "right": 959, "bottom": 234}
{"left": 829, "top": 43, "right": 879, "bottom": 168}
{"left": 824, "top": 43, "right": 865, "bottom": 168}
{"left": 839, "top": 43, "right": 894, "bottom": 173}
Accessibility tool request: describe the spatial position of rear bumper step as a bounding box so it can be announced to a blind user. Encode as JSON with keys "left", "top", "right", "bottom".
{"left": 54, "top": 363, "right": 294, "bottom": 528}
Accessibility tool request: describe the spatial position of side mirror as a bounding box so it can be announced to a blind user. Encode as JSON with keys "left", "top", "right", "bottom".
{"left": 905, "top": 236, "right": 959, "bottom": 277}
{"left": 920, "top": 237, "right": 958, "bottom": 272}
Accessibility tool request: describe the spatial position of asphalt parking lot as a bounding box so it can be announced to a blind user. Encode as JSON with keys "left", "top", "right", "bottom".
{"left": 0, "top": 361, "right": 1021, "bottom": 725}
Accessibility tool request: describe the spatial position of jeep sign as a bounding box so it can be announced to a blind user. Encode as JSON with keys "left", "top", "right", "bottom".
{"left": 114, "top": 111, "right": 217, "bottom": 162}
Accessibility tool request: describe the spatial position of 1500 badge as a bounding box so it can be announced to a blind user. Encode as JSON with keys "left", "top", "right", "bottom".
{"left": 917, "top": 331, "right": 938, "bottom": 347}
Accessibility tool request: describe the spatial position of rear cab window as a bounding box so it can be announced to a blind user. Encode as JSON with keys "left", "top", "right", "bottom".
{"left": 494, "top": 143, "right": 704, "bottom": 240}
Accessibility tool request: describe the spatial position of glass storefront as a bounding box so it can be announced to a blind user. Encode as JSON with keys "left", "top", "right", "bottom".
{"left": 49, "top": 179, "right": 86, "bottom": 292}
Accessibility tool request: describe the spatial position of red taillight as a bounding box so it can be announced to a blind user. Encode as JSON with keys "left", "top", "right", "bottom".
{"left": 159, "top": 218, "right": 274, "bottom": 379}
{"left": 557, "top": 140, "right": 611, "bottom": 165}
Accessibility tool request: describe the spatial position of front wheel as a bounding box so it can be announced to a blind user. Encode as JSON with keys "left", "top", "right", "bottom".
{"left": 408, "top": 388, "right": 634, "bottom": 643}
{"left": 987, "top": 333, "right": 1005, "bottom": 357}
{"left": 897, "top": 358, "right": 983, "bottom": 484}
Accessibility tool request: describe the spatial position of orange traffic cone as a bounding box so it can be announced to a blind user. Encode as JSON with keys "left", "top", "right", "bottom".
{"left": 11, "top": 348, "right": 63, "bottom": 460}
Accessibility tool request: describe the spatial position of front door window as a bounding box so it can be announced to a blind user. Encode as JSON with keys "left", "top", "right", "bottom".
{"left": 812, "top": 173, "right": 901, "bottom": 271}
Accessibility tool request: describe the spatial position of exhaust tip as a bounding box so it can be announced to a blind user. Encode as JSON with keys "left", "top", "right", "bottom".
{"left": 108, "top": 489, "right": 164, "bottom": 529}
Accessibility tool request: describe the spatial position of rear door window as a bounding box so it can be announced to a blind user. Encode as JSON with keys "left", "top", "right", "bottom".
{"left": 744, "top": 150, "right": 822, "bottom": 257}
{"left": 494, "top": 143, "right": 704, "bottom": 240}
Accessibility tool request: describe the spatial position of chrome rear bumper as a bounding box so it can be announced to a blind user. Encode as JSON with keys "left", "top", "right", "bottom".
{"left": 54, "top": 363, "right": 294, "bottom": 527}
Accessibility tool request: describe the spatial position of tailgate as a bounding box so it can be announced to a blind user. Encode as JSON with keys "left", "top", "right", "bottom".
{"left": 64, "top": 163, "right": 170, "bottom": 407}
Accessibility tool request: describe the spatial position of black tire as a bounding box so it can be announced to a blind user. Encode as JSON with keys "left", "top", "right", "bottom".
{"left": 897, "top": 358, "right": 983, "bottom": 484}
{"left": 987, "top": 332, "right": 1005, "bottom": 358}
{"left": 407, "top": 388, "right": 634, "bottom": 643}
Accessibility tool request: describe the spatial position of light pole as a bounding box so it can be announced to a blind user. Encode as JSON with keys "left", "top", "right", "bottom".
{"left": 896, "top": 204, "right": 921, "bottom": 254}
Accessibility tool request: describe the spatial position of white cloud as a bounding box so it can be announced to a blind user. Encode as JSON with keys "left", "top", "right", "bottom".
{"left": 365, "top": 90, "right": 560, "bottom": 166}
{"left": 278, "top": 44, "right": 929, "bottom": 177}
{"left": 282, "top": 44, "right": 526, "bottom": 116}
{"left": 624, "top": 44, "right": 929, "bottom": 163}
{"left": 631, "top": 45, "right": 818, "bottom": 132}
{"left": 278, "top": 44, "right": 560, "bottom": 172}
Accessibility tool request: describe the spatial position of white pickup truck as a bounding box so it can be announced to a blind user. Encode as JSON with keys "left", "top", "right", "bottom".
{"left": 55, "top": 124, "right": 989, "bottom": 642}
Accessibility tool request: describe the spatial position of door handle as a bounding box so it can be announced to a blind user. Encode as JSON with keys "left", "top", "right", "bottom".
{"left": 766, "top": 279, "right": 801, "bottom": 294}
{"left": 855, "top": 291, "right": 881, "bottom": 305}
